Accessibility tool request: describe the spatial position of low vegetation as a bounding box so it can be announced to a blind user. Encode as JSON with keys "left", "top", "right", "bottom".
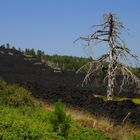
{"left": 44, "top": 102, "right": 140, "bottom": 140}
{"left": 0, "top": 77, "right": 140, "bottom": 140}
{"left": 1, "top": 46, "right": 140, "bottom": 139}
{"left": 94, "top": 94, "right": 140, "bottom": 104}
{"left": 0, "top": 78, "right": 111, "bottom": 140}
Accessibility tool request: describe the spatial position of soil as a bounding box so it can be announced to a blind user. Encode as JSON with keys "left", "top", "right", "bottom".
{"left": 0, "top": 47, "right": 140, "bottom": 127}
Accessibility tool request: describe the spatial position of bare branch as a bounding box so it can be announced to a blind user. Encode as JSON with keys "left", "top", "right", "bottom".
{"left": 76, "top": 13, "right": 139, "bottom": 100}
{"left": 90, "top": 22, "right": 108, "bottom": 29}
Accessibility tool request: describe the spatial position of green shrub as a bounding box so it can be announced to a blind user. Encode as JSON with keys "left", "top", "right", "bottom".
{"left": 0, "top": 84, "right": 39, "bottom": 109}
{"left": 0, "top": 105, "right": 62, "bottom": 140}
{"left": 0, "top": 77, "right": 7, "bottom": 90}
{"left": 68, "top": 124, "right": 111, "bottom": 140}
{"left": 129, "top": 135, "right": 140, "bottom": 140}
{"left": 6, "top": 85, "right": 38, "bottom": 107}
{"left": 0, "top": 79, "right": 111, "bottom": 140}
{"left": 49, "top": 100, "right": 71, "bottom": 137}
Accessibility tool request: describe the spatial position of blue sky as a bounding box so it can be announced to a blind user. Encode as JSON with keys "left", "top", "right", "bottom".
{"left": 0, "top": 0, "right": 140, "bottom": 58}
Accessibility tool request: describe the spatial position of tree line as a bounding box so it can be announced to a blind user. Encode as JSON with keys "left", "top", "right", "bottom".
{"left": 1, "top": 44, "right": 140, "bottom": 77}
{"left": 23, "top": 48, "right": 92, "bottom": 71}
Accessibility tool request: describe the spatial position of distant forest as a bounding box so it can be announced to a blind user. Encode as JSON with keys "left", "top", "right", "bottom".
{"left": 1, "top": 44, "right": 140, "bottom": 77}
{"left": 24, "top": 47, "right": 92, "bottom": 71}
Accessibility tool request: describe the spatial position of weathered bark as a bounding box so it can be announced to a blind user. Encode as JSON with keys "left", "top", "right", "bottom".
{"left": 75, "top": 13, "right": 140, "bottom": 100}
{"left": 107, "top": 14, "right": 116, "bottom": 100}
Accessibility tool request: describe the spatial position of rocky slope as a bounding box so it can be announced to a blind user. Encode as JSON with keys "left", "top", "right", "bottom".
{"left": 0, "top": 47, "right": 140, "bottom": 127}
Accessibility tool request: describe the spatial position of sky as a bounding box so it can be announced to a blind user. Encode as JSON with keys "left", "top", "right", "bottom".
{"left": 0, "top": 0, "right": 140, "bottom": 59}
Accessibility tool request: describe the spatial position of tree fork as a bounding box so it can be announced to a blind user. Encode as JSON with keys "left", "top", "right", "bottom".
{"left": 75, "top": 13, "right": 140, "bottom": 100}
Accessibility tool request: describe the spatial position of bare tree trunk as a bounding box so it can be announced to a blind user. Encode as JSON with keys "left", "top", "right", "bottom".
{"left": 107, "top": 64, "right": 114, "bottom": 100}
{"left": 107, "top": 51, "right": 115, "bottom": 100}
{"left": 107, "top": 14, "right": 115, "bottom": 100}
{"left": 76, "top": 13, "right": 140, "bottom": 100}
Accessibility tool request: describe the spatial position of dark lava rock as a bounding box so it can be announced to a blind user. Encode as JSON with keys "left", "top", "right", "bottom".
{"left": 0, "top": 47, "right": 140, "bottom": 127}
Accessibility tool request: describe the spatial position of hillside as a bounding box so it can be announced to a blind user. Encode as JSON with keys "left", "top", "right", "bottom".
{"left": 0, "top": 47, "right": 140, "bottom": 127}
{"left": 0, "top": 78, "right": 112, "bottom": 139}
{"left": 0, "top": 47, "right": 140, "bottom": 97}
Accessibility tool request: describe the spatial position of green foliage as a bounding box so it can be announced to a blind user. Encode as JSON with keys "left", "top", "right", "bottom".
{"left": 20, "top": 47, "right": 140, "bottom": 75}
{"left": 36, "top": 49, "right": 45, "bottom": 58}
{"left": 49, "top": 100, "right": 111, "bottom": 139}
{"left": 94, "top": 94, "right": 140, "bottom": 105}
{"left": 0, "top": 79, "right": 111, "bottom": 140}
{"left": 46, "top": 54, "right": 91, "bottom": 71}
{"left": 129, "top": 135, "right": 140, "bottom": 140}
{"left": 25, "top": 48, "right": 36, "bottom": 56}
{"left": 68, "top": 124, "right": 111, "bottom": 140}
{"left": 131, "top": 68, "right": 140, "bottom": 78}
{"left": 0, "top": 79, "right": 61, "bottom": 139}
{"left": 0, "top": 77, "right": 7, "bottom": 90}
{"left": 49, "top": 100, "right": 71, "bottom": 137}
{"left": 132, "top": 98, "right": 140, "bottom": 104}
{"left": 0, "top": 84, "right": 38, "bottom": 109}
{"left": 0, "top": 105, "right": 62, "bottom": 140}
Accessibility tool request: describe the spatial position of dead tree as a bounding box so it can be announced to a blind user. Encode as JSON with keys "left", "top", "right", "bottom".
{"left": 75, "top": 13, "right": 140, "bottom": 100}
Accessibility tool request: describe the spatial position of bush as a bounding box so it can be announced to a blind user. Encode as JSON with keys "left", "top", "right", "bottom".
{"left": 0, "top": 77, "right": 7, "bottom": 90}
{"left": 49, "top": 100, "right": 71, "bottom": 137}
{"left": 0, "top": 106, "right": 61, "bottom": 140}
{"left": 6, "top": 85, "right": 38, "bottom": 107}
{"left": 68, "top": 124, "right": 111, "bottom": 140}
{"left": 129, "top": 135, "right": 140, "bottom": 140}
{"left": 0, "top": 83, "right": 39, "bottom": 109}
{"left": 0, "top": 79, "right": 111, "bottom": 139}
